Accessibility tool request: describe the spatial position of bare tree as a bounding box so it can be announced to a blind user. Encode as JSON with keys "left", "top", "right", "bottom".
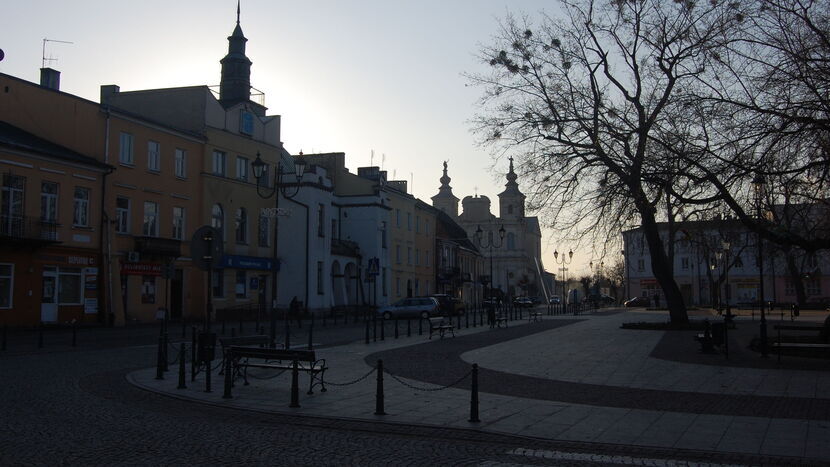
{"left": 468, "top": 1, "right": 743, "bottom": 324}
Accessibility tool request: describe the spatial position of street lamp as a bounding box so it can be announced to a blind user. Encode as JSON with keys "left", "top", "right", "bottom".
{"left": 553, "top": 249, "right": 574, "bottom": 313}
{"left": 252, "top": 151, "right": 306, "bottom": 349}
{"left": 715, "top": 241, "right": 731, "bottom": 317}
{"left": 752, "top": 173, "right": 768, "bottom": 358}
{"left": 475, "top": 224, "right": 505, "bottom": 311}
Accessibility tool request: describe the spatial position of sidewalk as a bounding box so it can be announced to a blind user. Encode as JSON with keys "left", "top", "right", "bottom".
{"left": 129, "top": 310, "right": 830, "bottom": 462}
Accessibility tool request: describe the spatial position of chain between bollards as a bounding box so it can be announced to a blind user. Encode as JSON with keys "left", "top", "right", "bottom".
{"left": 469, "top": 363, "right": 480, "bottom": 423}
{"left": 375, "top": 359, "right": 386, "bottom": 415}
{"left": 177, "top": 343, "right": 187, "bottom": 389}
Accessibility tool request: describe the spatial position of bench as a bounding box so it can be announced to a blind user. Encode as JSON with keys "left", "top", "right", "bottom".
{"left": 428, "top": 317, "right": 455, "bottom": 339}
{"left": 218, "top": 335, "right": 271, "bottom": 373}
{"left": 528, "top": 311, "right": 543, "bottom": 322}
{"left": 772, "top": 324, "right": 830, "bottom": 359}
{"left": 225, "top": 345, "right": 327, "bottom": 394}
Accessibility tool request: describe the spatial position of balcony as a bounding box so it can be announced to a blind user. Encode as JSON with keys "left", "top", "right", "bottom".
{"left": 134, "top": 236, "right": 181, "bottom": 257}
{"left": 0, "top": 215, "right": 59, "bottom": 246}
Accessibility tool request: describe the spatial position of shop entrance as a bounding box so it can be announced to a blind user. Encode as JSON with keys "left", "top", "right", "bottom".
{"left": 41, "top": 267, "right": 58, "bottom": 322}
{"left": 170, "top": 269, "right": 183, "bottom": 320}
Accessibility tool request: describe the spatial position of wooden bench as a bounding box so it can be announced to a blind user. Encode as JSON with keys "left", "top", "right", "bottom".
{"left": 528, "top": 311, "right": 543, "bottom": 322}
{"left": 772, "top": 324, "right": 830, "bottom": 359}
{"left": 225, "top": 345, "right": 327, "bottom": 394}
{"left": 428, "top": 317, "right": 455, "bottom": 339}
{"left": 218, "top": 335, "right": 271, "bottom": 373}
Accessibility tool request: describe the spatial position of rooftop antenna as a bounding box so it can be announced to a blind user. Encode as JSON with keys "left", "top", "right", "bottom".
{"left": 370, "top": 149, "right": 374, "bottom": 166}
{"left": 410, "top": 172, "right": 414, "bottom": 193}
{"left": 42, "top": 38, "right": 73, "bottom": 69}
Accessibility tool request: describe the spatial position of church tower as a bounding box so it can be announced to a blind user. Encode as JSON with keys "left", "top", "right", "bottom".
{"left": 431, "top": 161, "right": 459, "bottom": 218}
{"left": 498, "top": 157, "right": 525, "bottom": 220}
{"left": 219, "top": 2, "right": 253, "bottom": 108}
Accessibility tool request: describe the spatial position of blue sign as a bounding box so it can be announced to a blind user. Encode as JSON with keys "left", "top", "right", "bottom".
{"left": 220, "top": 255, "right": 279, "bottom": 271}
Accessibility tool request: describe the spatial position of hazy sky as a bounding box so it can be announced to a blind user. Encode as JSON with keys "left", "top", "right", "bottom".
{"left": 0, "top": 0, "right": 603, "bottom": 277}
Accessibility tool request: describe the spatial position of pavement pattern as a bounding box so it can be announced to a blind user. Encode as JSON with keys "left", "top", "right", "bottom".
{"left": 123, "top": 309, "right": 830, "bottom": 465}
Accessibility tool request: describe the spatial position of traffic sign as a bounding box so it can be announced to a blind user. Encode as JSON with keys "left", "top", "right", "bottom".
{"left": 367, "top": 257, "right": 380, "bottom": 276}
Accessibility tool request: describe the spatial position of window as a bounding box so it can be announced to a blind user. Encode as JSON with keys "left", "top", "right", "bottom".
{"left": 414, "top": 279, "right": 420, "bottom": 296}
{"left": 119, "top": 132, "right": 134, "bottom": 165}
{"left": 806, "top": 277, "right": 822, "bottom": 296}
{"left": 396, "top": 245, "right": 401, "bottom": 264}
{"left": 425, "top": 280, "right": 430, "bottom": 295}
{"left": 141, "top": 275, "right": 156, "bottom": 304}
{"left": 40, "top": 182, "right": 58, "bottom": 222}
{"left": 395, "top": 277, "right": 401, "bottom": 296}
{"left": 637, "top": 259, "right": 645, "bottom": 271}
{"left": 212, "top": 150, "right": 226, "bottom": 176}
{"left": 73, "top": 187, "right": 90, "bottom": 227}
{"left": 236, "top": 156, "right": 248, "bottom": 181}
{"left": 211, "top": 204, "right": 224, "bottom": 237}
{"left": 172, "top": 206, "right": 185, "bottom": 240}
{"left": 147, "top": 140, "right": 160, "bottom": 171}
{"left": 58, "top": 267, "right": 82, "bottom": 304}
{"left": 2, "top": 175, "right": 25, "bottom": 232}
{"left": 212, "top": 270, "right": 224, "bottom": 298}
{"left": 317, "top": 204, "right": 325, "bottom": 237}
{"left": 507, "top": 232, "right": 516, "bottom": 250}
{"left": 174, "top": 148, "right": 187, "bottom": 178}
{"left": 116, "top": 197, "right": 130, "bottom": 234}
{"left": 425, "top": 250, "right": 430, "bottom": 266}
{"left": 415, "top": 249, "right": 420, "bottom": 266}
{"left": 235, "top": 208, "right": 248, "bottom": 244}
{"left": 258, "top": 213, "right": 270, "bottom": 246}
{"left": 425, "top": 221, "right": 430, "bottom": 235}
{"left": 317, "top": 261, "right": 324, "bottom": 294}
{"left": 681, "top": 257, "right": 690, "bottom": 269}
{"left": 416, "top": 216, "right": 420, "bottom": 233}
{"left": 407, "top": 247, "right": 412, "bottom": 265}
{"left": 142, "top": 201, "right": 159, "bottom": 237}
{"left": 0, "top": 264, "right": 12, "bottom": 308}
{"left": 235, "top": 271, "right": 247, "bottom": 298}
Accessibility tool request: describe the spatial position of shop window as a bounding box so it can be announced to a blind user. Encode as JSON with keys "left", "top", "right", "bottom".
{"left": 0, "top": 264, "right": 12, "bottom": 308}
{"left": 235, "top": 271, "right": 246, "bottom": 298}
{"left": 141, "top": 275, "right": 156, "bottom": 304}
{"left": 58, "top": 268, "right": 82, "bottom": 304}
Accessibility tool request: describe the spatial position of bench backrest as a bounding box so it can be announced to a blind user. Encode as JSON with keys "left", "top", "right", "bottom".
{"left": 228, "top": 345, "right": 316, "bottom": 362}
{"left": 219, "top": 335, "right": 271, "bottom": 348}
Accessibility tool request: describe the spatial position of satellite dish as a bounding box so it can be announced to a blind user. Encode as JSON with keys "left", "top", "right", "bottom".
{"left": 0, "top": 49, "right": 5, "bottom": 62}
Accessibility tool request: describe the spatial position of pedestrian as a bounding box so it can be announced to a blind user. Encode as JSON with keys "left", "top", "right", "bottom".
{"left": 290, "top": 296, "right": 303, "bottom": 328}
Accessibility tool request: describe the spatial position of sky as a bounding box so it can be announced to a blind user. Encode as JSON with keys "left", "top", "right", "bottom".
{"left": 0, "top": 0, "right": 603, "bottom": 277}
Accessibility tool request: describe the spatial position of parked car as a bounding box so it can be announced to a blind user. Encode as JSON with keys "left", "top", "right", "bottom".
{"left": 624, "top": 296, "right": 650, "bottom": 307}
{"left": 585, "top": 294, "right": 615, "bottom": 305}
{"left": 377, "top": 297, "right": 440, "bottom": 320}
{"left": 483, "top": 297, "right": 502, "bottom": 307}
{"left": 549, "top": 296, "right": 561, "bottom": 305}
{"left": 529, "top": 296, "right": 543, "bottom": 305}
{"left": 512, "top": 296, "right": 534, "bottom": 308}
{"left": 430, "top": 294, "right": 465, "bottom": 316}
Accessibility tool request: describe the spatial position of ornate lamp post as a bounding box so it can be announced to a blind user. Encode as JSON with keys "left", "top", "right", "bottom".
{"left": 553, "top": 249, "right": 574, "bottom": 313}
{"left": 752, "top": 173, "right": 769, "bottom": 358}
{"left": 475, "top": 224, "right": 505, "bottom": 307}
{"left": 715, "top": 241, "right": 731, "bottom": 317}
{"left": 251, "top": 151, "right": 306, "bottom": 349}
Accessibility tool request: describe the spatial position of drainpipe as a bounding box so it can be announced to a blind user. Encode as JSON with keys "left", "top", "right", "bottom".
{"left": 98, "top": 110, "right": 115, "bottom": 326}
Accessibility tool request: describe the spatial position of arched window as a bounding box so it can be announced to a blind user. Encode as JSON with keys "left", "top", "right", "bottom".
{"left": 507, "top": 232, "right": 516, "bottom": 250}
{"left": 235, "top": 207, "right": 247, "bottom": 244}
{"left": 211, "top": 204, "right": 224, "bottom": 237}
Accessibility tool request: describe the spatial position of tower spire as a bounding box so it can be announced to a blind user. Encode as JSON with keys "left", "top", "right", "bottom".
{"left": 219, "top": 0, "right": 252, "bottom": 108}
{"left": 237, "top": 0, "right": 240, "bottom": 25}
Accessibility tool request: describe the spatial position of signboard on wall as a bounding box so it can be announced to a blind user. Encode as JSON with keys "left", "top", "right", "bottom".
{"left": 84, "top": 298, "right": 98, "bottom": 315}
{"left": 121, "top": 262, "right": 162, "bottom": 276}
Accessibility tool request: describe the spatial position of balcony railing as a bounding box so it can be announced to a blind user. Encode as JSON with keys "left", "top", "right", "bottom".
{"left": 0, "top": 215, "right": 58, "bottom": 243}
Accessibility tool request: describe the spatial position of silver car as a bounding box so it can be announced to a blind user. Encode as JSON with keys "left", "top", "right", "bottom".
{"left": 377, "top": 297, "right": 440, "bottom": 320}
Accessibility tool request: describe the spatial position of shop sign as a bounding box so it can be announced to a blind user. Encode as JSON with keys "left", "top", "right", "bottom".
{"left": 84, "top": 298, "right": 98, "bottom": 315}
{"left": 220, "top": 255, "right": 277, "bottom": 271}
{"left": 121, "top": 262, "right": 162, "bottom": 276}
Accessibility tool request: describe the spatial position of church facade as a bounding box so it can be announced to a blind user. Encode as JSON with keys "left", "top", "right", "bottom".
{"left": 431, "top": 159, "right": 546, "bottom": 300}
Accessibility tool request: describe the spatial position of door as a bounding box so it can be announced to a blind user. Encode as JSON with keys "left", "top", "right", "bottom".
{"left": 170, "top": 269, "right": 183, "bottom": 320}
{"left": 41, "top": 268, "right": 58, "bottom": 322}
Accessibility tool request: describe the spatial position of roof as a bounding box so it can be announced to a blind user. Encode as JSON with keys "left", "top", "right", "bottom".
{"left": 0, "top": 121, "right": 111, "bottom": 170}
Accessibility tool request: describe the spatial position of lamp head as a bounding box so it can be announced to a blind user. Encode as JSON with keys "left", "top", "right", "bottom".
{"left": 251, "top": 152, "right": 266, "bottom": 180}
{"left": 294, "top": 157, "right": 306, "bottom": 179}
{"left": 498, "top": 225, "right": 506, "bottom": 239}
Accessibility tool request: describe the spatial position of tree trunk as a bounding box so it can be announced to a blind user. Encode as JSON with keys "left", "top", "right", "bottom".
{"left": 786, "top": 254, "right": 807, "bottom": 306}
{"left": 638, "top": 203, "right": 689, "bottom": 324}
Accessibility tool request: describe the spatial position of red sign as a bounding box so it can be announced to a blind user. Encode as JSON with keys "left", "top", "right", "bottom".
{"left": 121, "top": 262, "right": 162, "bottom": 276}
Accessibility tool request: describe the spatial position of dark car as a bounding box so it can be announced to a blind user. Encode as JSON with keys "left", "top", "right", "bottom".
{"left": 549, "top": 296, "right": 561, "bottom": 305}
{"left": 430, "top": 294, "right": 465, "bottom": 316}
{"left": 377, "top": 297, "right": 440, "bottom": 319}
{"left": 512, "top": 297, "right": 534, "bottom": 308}
{"left": 585, "top": 294, "right": 615, "bottom": 305}
{"left": 624, "top": 296, "right": 650, "bottom": 307}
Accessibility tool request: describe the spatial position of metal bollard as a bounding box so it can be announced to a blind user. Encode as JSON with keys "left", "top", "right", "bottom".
{"left": 469, "top": 363, "right": 480, "bottom": 423}
{"left": 155, "top": 335, "right": 165, "bottom": 380}
{"left": 222, "top": 355, "right": 232, "bottom": 398}
{"left": 375, "top": 359, "right": 386, "bottom": 415}
{"left": 290, "top": 359, "right": 300, "bottom": 408}
{"left": 178, "top": 343, "right": 187, "bottom": 390}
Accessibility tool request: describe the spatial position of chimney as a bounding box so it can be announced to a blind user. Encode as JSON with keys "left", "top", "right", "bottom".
{"left": 100, "top": 85, "right": 120, "bottom": 104}
{"left": 39, "top": 68, "right": 60, "bottom": 90}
